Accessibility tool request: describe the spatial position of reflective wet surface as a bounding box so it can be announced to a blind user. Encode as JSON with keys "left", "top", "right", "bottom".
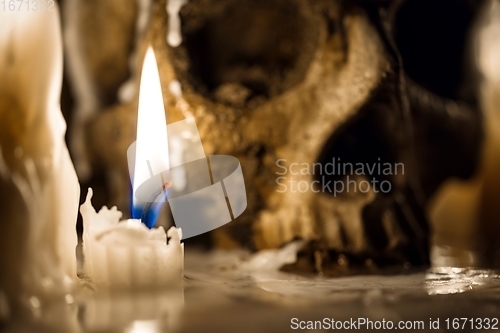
{"left": 3, "top": 247, "right": 500, "bottom": 332}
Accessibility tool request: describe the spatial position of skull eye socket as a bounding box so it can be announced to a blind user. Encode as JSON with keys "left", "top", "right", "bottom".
{"left": 173, "top": 0, "right": 319, "bottom": 107}
{"left": 394, "top": 0, "right": 476, "bottom": 99}
{"left": 313, "top": 91, "right": 405, "bottom": 197}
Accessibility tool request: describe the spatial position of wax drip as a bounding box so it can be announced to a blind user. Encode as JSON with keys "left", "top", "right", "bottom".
{"left": 118, "top": 0, "right": 153, "bottom": 103}
{"left": 166, "top": 0, "right": 188, "bottom": 47}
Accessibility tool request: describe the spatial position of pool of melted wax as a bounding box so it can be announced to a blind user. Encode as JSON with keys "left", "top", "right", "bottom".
{"left": 4, "top": 247, "right": 500, "bottom": 333}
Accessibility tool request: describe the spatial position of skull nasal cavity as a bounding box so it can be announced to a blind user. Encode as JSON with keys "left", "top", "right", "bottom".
{"left": 177, "top": 0, "right": 318, "bottom": 107}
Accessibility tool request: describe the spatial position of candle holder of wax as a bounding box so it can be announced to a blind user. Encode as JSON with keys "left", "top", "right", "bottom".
{"left": 80, "top": 188, "right": 183, "bottom": 289}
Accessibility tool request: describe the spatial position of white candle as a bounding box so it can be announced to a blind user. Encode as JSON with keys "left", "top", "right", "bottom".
{"left": 0, "top": 2, "right": 79, "bottom": 300}
{"left": 80, "top": 48, "right": 184, "bottom": 289}
{"left": 80, "top": 189, "right": 184, "bottom": 289}
{"left": 429, "top": 0, "right": 500, "bottom": 266}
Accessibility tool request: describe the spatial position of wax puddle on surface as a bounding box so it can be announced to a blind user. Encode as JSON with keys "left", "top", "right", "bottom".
{"left": 183, "top": 248, "right": 427, "bottom": 302}
{"left": 426, "top": 267, "right": 500, "bottom": 295}
{"left": 5, "top": 249, "right": 500, "bottom": 333}
{"left": 183, "top": 248, "right": 500, "bottom": 305}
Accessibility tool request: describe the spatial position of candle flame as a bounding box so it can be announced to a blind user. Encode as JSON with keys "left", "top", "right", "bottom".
{"left": 132, "top": 48, "right": 170, "bottom": 209}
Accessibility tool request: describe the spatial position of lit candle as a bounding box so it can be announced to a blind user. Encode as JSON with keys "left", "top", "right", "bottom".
{"left": 80, "top": 48, "right": 183, "bottom": 289}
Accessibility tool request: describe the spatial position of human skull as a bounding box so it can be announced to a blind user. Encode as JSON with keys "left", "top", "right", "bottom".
{"left": 68, "top": 0, "right": 483, "bottom": 273}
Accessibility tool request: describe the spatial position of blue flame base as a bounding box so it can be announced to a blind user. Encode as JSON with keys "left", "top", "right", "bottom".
{"left": 130, "top": 186, "right": 170, "bottom": 229}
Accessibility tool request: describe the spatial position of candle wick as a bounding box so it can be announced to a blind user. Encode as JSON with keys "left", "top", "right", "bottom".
{"left": 140, "top": 180, "right": 172, "bottom": 228}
